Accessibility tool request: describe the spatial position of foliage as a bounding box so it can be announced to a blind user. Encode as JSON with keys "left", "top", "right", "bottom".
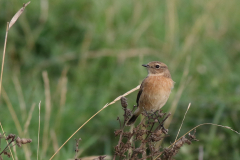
{"left": 0, "top": 0, "right": 239, "bottom": 159}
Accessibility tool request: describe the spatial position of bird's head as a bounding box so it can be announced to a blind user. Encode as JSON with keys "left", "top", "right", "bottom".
{"left": 142, "top": 61, "right": 171, "bottom": 77}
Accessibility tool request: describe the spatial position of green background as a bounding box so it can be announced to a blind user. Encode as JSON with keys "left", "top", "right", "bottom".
{"left": 0, "top": 0, "right": 239, "bottom": 159}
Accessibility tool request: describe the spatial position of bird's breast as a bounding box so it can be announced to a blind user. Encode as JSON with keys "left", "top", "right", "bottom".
{"left": 139, "top": 76, "right": 174, "bottom": 111}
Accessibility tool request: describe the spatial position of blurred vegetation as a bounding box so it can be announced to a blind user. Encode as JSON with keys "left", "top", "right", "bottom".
{"left": 0, "top": 0, "right": 239, "bottom": 159}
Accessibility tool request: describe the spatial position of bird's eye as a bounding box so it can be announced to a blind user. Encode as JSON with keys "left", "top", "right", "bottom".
{"left": 156, "top": 65, "right": 160, "bottom": 68}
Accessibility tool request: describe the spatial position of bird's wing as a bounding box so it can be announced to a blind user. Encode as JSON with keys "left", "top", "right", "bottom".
{"left": 136, "top": 88, "right": 142, "bottom": 106}
{"left": 136, "top": 78, "right": 146, "bottom": 106}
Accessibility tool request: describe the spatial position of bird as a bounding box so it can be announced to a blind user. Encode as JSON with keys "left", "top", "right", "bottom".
{"left": 126, "top": 61, "right": 174, "bottom": 126}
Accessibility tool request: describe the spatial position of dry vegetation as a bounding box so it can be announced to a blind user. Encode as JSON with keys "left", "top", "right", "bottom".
{"left": 113, "top": 97, "right": 198, "bottom": 160}
{"left": 71, "top": 97, "right": 198, "bottom": 160}
{"left": 0, "top": 133, "right": 32, "bottom": 160}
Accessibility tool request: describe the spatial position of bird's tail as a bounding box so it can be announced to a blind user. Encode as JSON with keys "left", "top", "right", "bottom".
{"left": 126, "top": 108, "right": 141, "bottom": 126}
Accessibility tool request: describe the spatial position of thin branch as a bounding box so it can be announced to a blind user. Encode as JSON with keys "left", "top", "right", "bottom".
{"left": 37, "top": 101, "right": 41, "bottom": 160}
{"left": 0, "top": 23, "right": 9, "bottom": 98}
{"left": 174, "top": 103, "right": 191, "bottom": 144}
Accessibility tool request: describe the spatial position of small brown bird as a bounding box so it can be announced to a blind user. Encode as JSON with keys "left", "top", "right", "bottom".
{"left": 126, "top": 61, "right": 174, "bottom": 125}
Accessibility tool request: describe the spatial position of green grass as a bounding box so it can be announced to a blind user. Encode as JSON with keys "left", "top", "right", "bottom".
{"left": 0, "top": 0, "right": 240, "bottom": 159}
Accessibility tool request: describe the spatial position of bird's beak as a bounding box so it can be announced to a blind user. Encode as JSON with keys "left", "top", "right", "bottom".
{"left": 142, "top": 64, "right": 148, "bottom": 67}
